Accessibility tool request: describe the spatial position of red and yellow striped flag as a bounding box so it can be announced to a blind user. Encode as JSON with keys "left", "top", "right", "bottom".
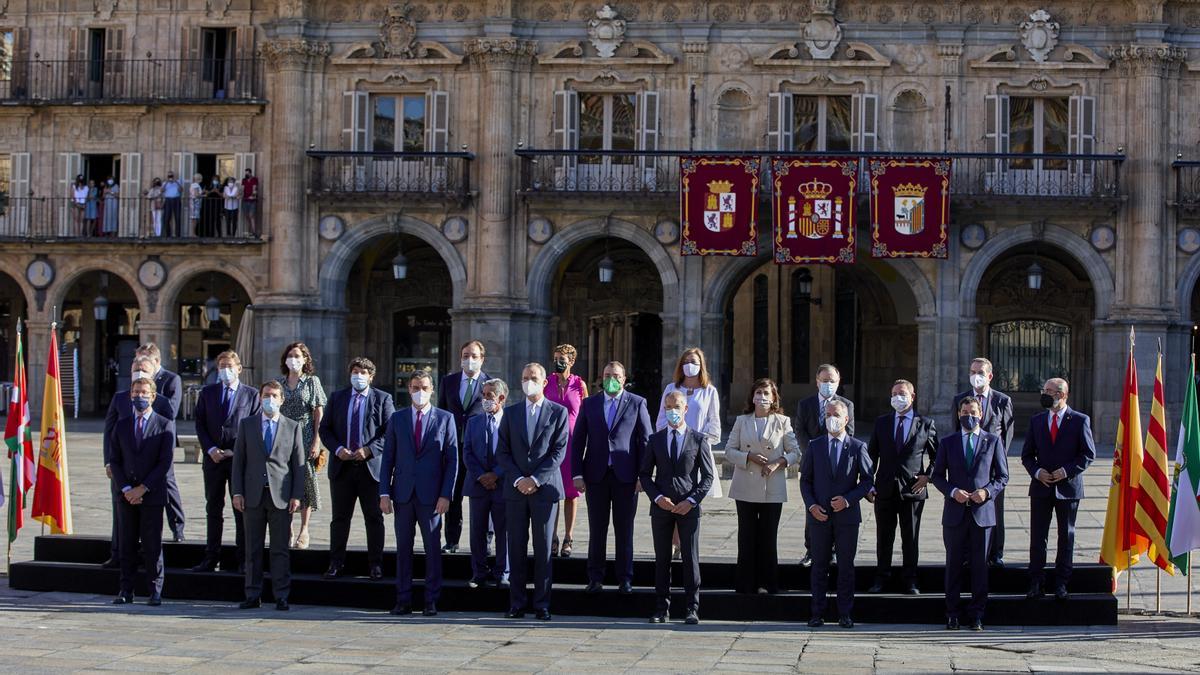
{"left": 1135, "top": 351, "right": 1175, "bottom": 574}
{"left": 1100, "top": 329, "right": 1149, "bottom": 576}
{"left": 30, "top": 326, "right": 71, "bottom": 534}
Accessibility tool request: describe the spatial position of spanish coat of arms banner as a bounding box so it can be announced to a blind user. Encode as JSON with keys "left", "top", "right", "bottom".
{"left": 868, "top": 157, "right": 951, "bottom": 259}
{"left": 771, "top": 158, "right": 858, "bottom": 265}
{"left": 680, "top": 156, "right": 760, "bottom": 256}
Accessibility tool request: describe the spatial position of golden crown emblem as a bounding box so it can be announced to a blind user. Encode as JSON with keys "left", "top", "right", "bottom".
{"left": 893, "top": 182, "right": 927, "bottom": 198}
{"left": 798, "top": 179, "right": 833, "bottom": 200}
{"left": 707, "top": 180, "right": 734, "bottom": 194}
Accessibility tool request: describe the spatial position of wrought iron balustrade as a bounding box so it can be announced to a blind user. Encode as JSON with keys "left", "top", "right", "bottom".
{"left": 0, "top": 58, "right": 265, "bottom": 104}
{"left": 0, "top": 197, "right": 262, "bottom": 241}
{"left": 307, "top": 151, "right": 474, "bottom": 202}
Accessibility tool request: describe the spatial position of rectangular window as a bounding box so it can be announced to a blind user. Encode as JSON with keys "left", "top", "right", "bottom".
{"left": 371, "top": 94, "right": 426, "bottom": 152}
{"left": 793, "top": 95, "right": 852, "bottom": 151}
{"left": 0, "top": 30, "right": 13, "bottom": 81}
{"left": 579, "top": 92, "right": 636, "bottom": 165}
{"left": 0, "top": 154, "right": 10, "bottom": 188}
{"left": 1009, "top": 96, "right": 1069, "bottom": 170}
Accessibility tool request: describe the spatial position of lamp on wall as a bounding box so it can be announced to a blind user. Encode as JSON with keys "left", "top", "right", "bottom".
{"left": 204, "top": 273, "right": 222, "bottom": 323}
{"left": 93, "top": 272, "right": 109, "bottom": 321}
{"left": 392, "top": 246, "right": 409, "bottom": 280}
{"left": 1027, "top": 260, "right": 1044, "bottom": 291}
{"left": 598, "top": 213, "right": 614, "bottom": 284}
{"left": 795, "top": 268, "right": 822, "bottom": 306}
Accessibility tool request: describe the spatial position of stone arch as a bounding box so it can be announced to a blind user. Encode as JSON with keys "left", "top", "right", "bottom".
{"left": 959, "top": 222, "right": 1114, "bottom": 319}
{"left": 527, "top": 217, "right": 680, "bottom": 314}
{"left": 0, "top": 257, "right": 35, "bottom": 311}
{"left": 158, "top": 259, "right": 257, "bottom": 316}
{"left": 318, "top": 214, "right": 467, "bottom": 310}
{"left": 1175, "top": 252, "right": 1200, "bottom": 323}
{"left": 48, "top": 259, "right": 147, "bottom": 316}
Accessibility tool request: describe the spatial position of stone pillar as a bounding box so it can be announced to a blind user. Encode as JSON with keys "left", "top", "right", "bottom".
{"left": 136, "top": 319, "right": 176, "bottom": 369}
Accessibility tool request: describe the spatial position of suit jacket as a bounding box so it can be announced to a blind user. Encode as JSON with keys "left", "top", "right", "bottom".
{"left": 1021, "top": 407, "right": 1096, "bottom": 500}
{"left": 153, "top": 368, "right": 183, "bottom": 421}
{"left": 953, "top": 388, "right": 1014, "bottom": 449}
{"left": 319, "top": 386, "right": 396, "bottom": 482}
{"left": 438, "top": 370, "right": 489, "bottom": 437}
{"left": 639, "top": 426, "right": 715, "bottom": 510}
{"left": 103, "top": 390, "right": 175, "bottom": 466}
{"left": 931, "top": 431, "right": 1009, "bottom": 527}
{"left": 462, "top": 411, "right": 505, "bottom": 498}
{"left": 378, "top": 406, "right": 458, "bottom": 505}
{"left": 799, "top": 434, "right": 874, "bottom": 524}
{"left": 231, "top": 414, "right": 306, "bottom": 510}
{"left": 194, "top": 382, "right": 261, "bottom": 454}
{"left": 867, "top": 411, "right": 938, "bottom": 501}
{"left": 794, "top": 394, "right": 856, "bottom": 449}
{"left": 108, "top": 412, "right": 175, "bottom": 507}
{"left": 495, "top": 398, "right": 569, "bottom": 502}
{"left": 724, "top": 413, "right": 801, "bottom": 503}
{"left": 571, "top": 391, "right": 652, "bottom": 484}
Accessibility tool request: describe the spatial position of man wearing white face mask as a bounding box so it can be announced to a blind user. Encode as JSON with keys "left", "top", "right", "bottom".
{"left": 794, "top": 364, "right": 856, "bottom": 567}
{"left": 438, "top": 340, "right": 490, "bottom": 554}
{"left": 952, "top": 357, "right": 1014, "bottom": 567}
{"left": 134, "top": 343, "right": 186, "bottom": 543}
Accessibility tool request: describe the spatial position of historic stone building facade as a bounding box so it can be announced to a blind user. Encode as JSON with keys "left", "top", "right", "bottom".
{"left": 2, "top": 0, "right": 1199, "bottom": 441}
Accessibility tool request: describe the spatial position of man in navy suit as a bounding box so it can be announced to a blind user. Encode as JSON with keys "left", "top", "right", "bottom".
{"left": 953, "top": 357, "right": 1014, "bottom": 567}
{"left": 572, "top": 361, "right": 651, "bottom": 594}
{"left": 137, "top": 342, "right": 186, "bottom": 541}
{"left": 867, "top": 379, "right": 938, "bottom": 595}
{"left": 496, "top": 363, "right": 569, "bottom": 621}
{"left": 379, "top": 369, "right": 458, "bottom": 617}
{"left": 437, "top": 340, "right": 489, "bottom": 553}
{"left": 932, "top": 396, "right": 1010, "bottom": 631}
{"left": 1022, "top": 378, "right": 1096, "bottom": 601}
{"left": 192, "top": 350, "right": 261, "bottom": 573}
{"left": 108, "top": 377, "right": 175, "bottom": 606}
{"left": 463, "top": 378, "right": 511, "bottom": 588}
{"left": 794, "top": 364, "right": 856, "bottom": 567}
{"left": 800, "top": 399, "right": 873, "bottom": 629}
{"left": 319, "top": 357, "right": 395, "bottom": 580}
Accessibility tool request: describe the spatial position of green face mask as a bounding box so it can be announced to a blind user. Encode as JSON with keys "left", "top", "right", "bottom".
{"left": 603, "top": 377, "right": 622, "bottom": 395}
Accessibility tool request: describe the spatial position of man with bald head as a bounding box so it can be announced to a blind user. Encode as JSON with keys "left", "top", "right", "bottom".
{"left": 1021, "top": 377, "right": 1095, "bottom": 601}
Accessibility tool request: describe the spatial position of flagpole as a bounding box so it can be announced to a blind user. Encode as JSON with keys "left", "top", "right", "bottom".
{"left": 1127, "top": 327, "right": 1134, "bottom": 613}
{"left": 1156, "top": 568, "right": 1161, "bottom": 613}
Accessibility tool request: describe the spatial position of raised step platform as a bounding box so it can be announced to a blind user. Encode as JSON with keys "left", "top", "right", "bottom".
{"left": 9, "top": 536, "right": 1117, "bottom": 625}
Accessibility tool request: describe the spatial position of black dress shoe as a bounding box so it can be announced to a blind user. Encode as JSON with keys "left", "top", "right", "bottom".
{"left": 504, "top": 607, "right": 525, "bottom": 619}
{"left": 369, "top": 565, "right": 383, "bottom": 581}
{"left": 867, "top": 579, "right": 885, "bottom": 594}
{"left": 390, "top": 603, "right": 412, "bottom": 616}
{"left": 275, "top": 599, "right": 289, "bottom": 611}
{"left": 101, "top": 557, "right": 120, "bottom": 569}
{"left": 172, "top": 531, "right": 185, "bottom": 543}
{"left": 441, "top": 544, "right": 459, "bottom": 554}
{"left": 807, "top": 617, "right": 824, "bottom": 628}
{"left": 238, "top": 598, "right": 261, "bottom": 609}
{"left": 535, "top": 608, "right": 551, "bottom": 621}
{"left": 799, "top": 554, "right": 813, "bottom": 568}
{"left": 946, "top": 617, "right": 960, "bottom": 630}
{"left": 324, "top": 565, "right": 343, "bottom": 579}
{"left": 684, "top": 611, "right": 699, "bottom": 625}
{"left": 190, "top": 559, "right": 217, "bottom": 573}
{"left": 468, "top": 577, "right": 485, "bottom": 589}
{"left": 585, "top": 581, "right": 603, "bottom": 593}
{"left": 112, "top": 594, "right": 133, "bottom": 605}
{"left": 904, "top": 583, "right": 920, "bottom": 595}
{"left": 484, "top": 577, "right": 500, "bottom": 588}
{"left": 969, "top": 618, "right": 984, "bottom": 631}
{"left": 989, "top": 558, "right": 1005, "bottom": 568}
{"left": 650, "top": 611, "right": 667, "bottom": 623}
{"left": 423, "top": 604, "right": 438, "bottom": 617}
{"left": 618, "top": 580, "right": 633, "bottom": 594}
{"left": 147, "top": 594, "right": 162, "bottom": 607}
{"left": 1026, "top": 581, "right": 1045, "bottom": 600}
{"left": 838, "top": 616, "right": 854, "bottom": 629}
{"left": 1055, "top": 586, "right": 1070, "bottom": 601}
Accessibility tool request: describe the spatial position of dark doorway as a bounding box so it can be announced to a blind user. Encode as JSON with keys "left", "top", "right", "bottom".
{"left": 628, "top": 312, "right": 663, "bottom": 401}
{"left": 392, "top": 306, "right": 451, "bottom": 406}
{"left": 201, "top": 28, "right": 233, "bottom": 99}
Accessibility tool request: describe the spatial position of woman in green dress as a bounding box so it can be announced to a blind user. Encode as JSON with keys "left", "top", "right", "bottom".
{"left": 279, "top": 341, "right": 327, "bottom": 549}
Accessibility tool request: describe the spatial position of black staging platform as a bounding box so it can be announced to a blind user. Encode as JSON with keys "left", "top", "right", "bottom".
{"left": 9, "top": 536, "right": 1117, "bottom": 625}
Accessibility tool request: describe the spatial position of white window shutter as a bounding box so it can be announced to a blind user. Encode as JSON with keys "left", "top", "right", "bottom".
{"left": 426, "top": 90, "right": 450, "bottom": 152}
{"left": 853, "top": 93, "right": 878, "bottom": 152}
{"left": 57, "top": 152, "right": 82, "bottom": 236}
{"left": 174, "top": 152, "right": 196, "bottom": 183}
{"left": 234, "top": 153, "right": 256, "bottom": 180}
{"left": 1069, "top": 95, "right": 1096, "bottom": 176}
{"left": 637, "top": 90, "right": 660, "bottom": 189}
{"left": 343, "top": 91, "right": 369, "bottom": 151}
{"left": 9, "top": 153, "right": 30, "bottom": 235}
{"left": 120, "top": 152, "right": 141, "bottom": 237}
{"left": 767, "top": 92, "right": 794, "bottom": 151}
{"left": 553, "top": 89, "right": 579, "bottom": 187}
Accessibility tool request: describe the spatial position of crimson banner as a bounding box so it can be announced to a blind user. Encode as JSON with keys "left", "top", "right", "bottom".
{"left": 869, "top": 157, "right": 951, "bottom": 259}
{"left": 772, "top": 158, "right": 858, "bottom": 265}
{"left": 680, "top": 156, "right": 760, "bottom": 256}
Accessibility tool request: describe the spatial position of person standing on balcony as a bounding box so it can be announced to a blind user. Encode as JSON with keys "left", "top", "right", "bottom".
{"left": 161, "top": 172, "right": 183, "bottom": 237}
{"left": 71, "top": 174, "right": 88, "bottom": 234}
{"left": 102, "top": 177, "right": 119, "bottom": 236}
{"left": 189, "top": 173, "right": 204, "bottom": 237}
{"left": 145, "top": 178, "right": 164, "bottom": 238}
{"left": 222, "top": 177, "right": 241, "bottom": 237}
{"left": 201, "top": 176, "right": 222, "bottom": 238}
{"left": 84, "top": 179, "right": 100, "bottom": 236}
{"left": 240, "top": 168, "right": 259, "bottom": 238}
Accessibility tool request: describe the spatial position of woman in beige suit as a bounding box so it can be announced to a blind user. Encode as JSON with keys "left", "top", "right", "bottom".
{"left": 725, "top": 378, "right": 800, "bottom": 594}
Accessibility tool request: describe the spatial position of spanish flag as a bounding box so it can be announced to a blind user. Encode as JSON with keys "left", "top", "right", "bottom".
{"left": 1134, "top": 350, "right": 1175, "bottom": 574}
{"left": 1100, "top": 328, "right": 1149, "bottom": 578}
{"left": 30, "top": 326, "right": 71, "bottom": 535}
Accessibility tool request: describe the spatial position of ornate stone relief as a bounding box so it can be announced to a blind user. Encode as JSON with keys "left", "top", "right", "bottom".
{"left": 94, "top": 0, "right": 118, "bottom": 20}
{"left": 538, "top": 4, "right": 671, "bottom": 66}
{"left": 1019, "top": 10, "right": 1059, "bottom": 63}
{"left": 803, "top": 0, "right": 842, "bottom": 60}
{"left": 587, "top": 5, "right": 626, "bottom": 59}
{"left": 205, "top": 0, "right": 232, "bottom": 18}
{"left": 754, "top": 41, "right": 890, "bottom": 68}
{"left": 379, "top": 3, "right": 419, "bottom": 58}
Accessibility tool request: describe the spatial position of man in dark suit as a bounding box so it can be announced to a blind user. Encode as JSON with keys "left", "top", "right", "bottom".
{"left": 1022, "top": 378, "right": 1096, "bottom": 601}
{"left": 437, "top": 339, "right": 489, "bottom": 553}
{"left": 318, "top": 357, "right": 395, "bottom": 580}
{"left": 109, "top": 377, "right": 175, "bottom": 606}
{"left": 932, "top": 396, "right": 1010, "bottom": 631}
{"left": 800, "top": 399, "right": 873, "bottom": 629}
{"left": 952, "top": 357, "right": 1014, "bottom": 567}
{"left": 572, "top": 361, "right": 652, "bottom": 594}
{"left": 231, "top": 381, "right": 305, "bottom": 611}
{"left": 379, "top": 369, "right": 458, "bottom": 617}
{"left": 192, "top": 350, "right": 261, "bottom": 573}
{"left": 794, "top": 363, "right": 855, "bottom": 567}
{"left": 496, "top": 363, "right": 569, "bottom": 621}
{"left": 640, "top": 390, "right": 714, "bottom": 625}
{"left": 137, "top": 342, "right": 186, "bottom": 541}
{"left": 463, "top": 378, "right": 511, "bottom": 588}
{"left": 867, "top": 379, "right": 938, "bottom": 595}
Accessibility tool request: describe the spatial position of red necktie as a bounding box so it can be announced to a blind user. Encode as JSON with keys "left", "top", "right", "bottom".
{"left": 414, "top": 409, "right": 424, "bottom": 448}
{"left": 1050, "top": 412, "right": 1059, "bottom": 443}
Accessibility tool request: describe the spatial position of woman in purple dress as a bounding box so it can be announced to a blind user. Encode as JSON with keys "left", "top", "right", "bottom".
{"left": 543, "top": 343, "right": 588, "bottom": 557}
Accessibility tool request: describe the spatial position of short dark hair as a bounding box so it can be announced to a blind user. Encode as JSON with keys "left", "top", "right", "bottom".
{"left": 261, "top": 380, "right": 284, "bottom": 396}
{"left": 958, "top": 396, "right": 982, "bottom": 413}
{"left": 348, "top": 357, "right": 376, "bottom": 375}
{"left": 743, "top": 378, "right": 783, "bottom": 415}
{"left": 408, "top": 369, "right": 434, "bottom": 387}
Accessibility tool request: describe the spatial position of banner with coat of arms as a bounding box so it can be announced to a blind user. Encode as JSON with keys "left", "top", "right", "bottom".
{"left": 869, "top": 157, "right": 951, "bottom": 258}
{"left": 680, "top": 156, "right": 760, "bottom": 256}
{"left": 771, "top": 158, "right": 858, "bottom": 265}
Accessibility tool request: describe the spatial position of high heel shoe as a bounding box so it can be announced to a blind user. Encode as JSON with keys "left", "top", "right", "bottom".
{"left": 289, "top": 525, "right": 298, "bottom": 549}
{"left": 551, "top": 536, "right": 560, "bottom": 557}
{"left": 561, "top": 537, "right": 573, "bottom": 558}
{"left": 295, "top": 528, "right": 310, "bottom": 550}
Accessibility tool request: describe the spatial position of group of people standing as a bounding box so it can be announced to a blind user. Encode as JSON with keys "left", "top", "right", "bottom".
{"left": 69, "top": 174, "right": 121, "bottom": 236}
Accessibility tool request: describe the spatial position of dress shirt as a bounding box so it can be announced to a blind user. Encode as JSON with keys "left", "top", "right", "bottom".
{"left": 340, "top": 389, "right": 369, "bottom": 453}
{"left": 122, "top": 407, "right": 156, "bottom": 493}
{"left": 514, "top": 398, "right": 545, "bottom": 488}
{"left": 162, "top": 179, "right": 182, "bottom": 198}
{"left": 1047, "top": 407, "right": 1065, "bottom": 432}
{"left": 894, "top": 410, "right": 912, "bottom": 443}
{"left": 972, "top": 387, "right": 991, "bottom": 416}
{"left": 818, "top": 396, "right": 834, "bottom": 421}
{"left": 827, "top": 431, "right": 848, "bottom": 466}
{"left": 459, "top": 371, "right": 481, "bottom": 405}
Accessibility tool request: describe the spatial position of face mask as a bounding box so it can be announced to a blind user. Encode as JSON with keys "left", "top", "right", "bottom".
{"left": 350, "top": 374, "right": 370, "bottom": 392}
{"left": 522, "top": 380, "right": 543, "bottom": 398}
{"left": 603, "top": 377, "right": 622, "bottom": 395}
{"left": 970, "top": 374, "right": 989, "bottom": 390}
{"left": 132, "top": 396, "right": 151, "bottom": 412}
{"left": 462, "top": 358, "right": 482, "bottom": 373}
{"left": 665, "top": 409, "right": 684, "bottom": 427}
{"left": 682, "top": 363, "right": 701, "bottom": 378}
{"left": 107, "top": 179, "right": 114, "bottom": 186}
{"left": 825, "top": 416, "right": 844, "bottom": 434}
{"left": 410, "top": 390, "right": 430, "bottom": 407}
{"left": 753, "top": 394, "right": 772, "bottom": 408}
{"left": 1040, "top": 393, "right": 1056, "bottom": 409}
{"left": 553, "top": 359, "right": 569, "bottom": 373}
{"left": 482, "top": 398, "right": 498, "bottom": 413}
{"left": 890, "top": 395, "right": 910, "bottom": 413}
{"left": 818, "top": 381, "right": 838, "bottom": 398}
{"left": 959, "top": 414, "right": 980, "bottom": 431}
{"left": 218, "top": 367, "right": 238, "bottom": 383}
{"left": 285, "top": 357, "right": 305, "bottom": 373}
{"left": 131, "top": 370, "right": 152, "bottom": 383}
{"left": 262, "top": 398, "right": 280, "bottom": 416}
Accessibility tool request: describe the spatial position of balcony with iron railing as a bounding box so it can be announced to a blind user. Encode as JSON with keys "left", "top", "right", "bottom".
{"left": 0, "top": 197, "right": 263, "bottom": 243}
{"left": 1, "top": 58, "right": 265, "bottom": 104}
{"left": 307, "top": 151, "right": 474, "bottom": 205}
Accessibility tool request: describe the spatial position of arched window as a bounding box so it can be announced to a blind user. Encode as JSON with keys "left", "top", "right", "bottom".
{"left": 987, "top": 320, "right": 1071, "bottom": 392}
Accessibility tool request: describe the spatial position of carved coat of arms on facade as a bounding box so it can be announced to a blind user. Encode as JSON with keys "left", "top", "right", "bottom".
{"left": 803, "top": 0, "right": 842, "bottom": 59}
{"left": 588, "top": 5, "right": 626, "bottom": 58}
{"left": 380, "top": 3, "right": 419, "bottom": 59}
{"left": 1020, "top": 10, "right": 1059, "bottom": 63}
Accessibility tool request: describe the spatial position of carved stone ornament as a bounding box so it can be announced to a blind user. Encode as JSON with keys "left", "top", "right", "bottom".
{"left": 465, "top": 38, "right": 538, "bottom": 68}
{"left": 94, "top": 0, "right": 118, "bottom": 20}
{"left": 260, "top": 40, "right": 332, "bottom": 71}
{"left": 206, "top": 0, "right": 232, "bottom": 18}
{"left": 380, "top": 3, "right": 420, "bottom": 59}
{"left": 1019, "top": 10, "right": 1059, "bottom": 63}
{"left": 588, "top": 5, "right": 626, "bottom": 59}
{"left": 803, "top": 0, "right": 842, "bottom": 60}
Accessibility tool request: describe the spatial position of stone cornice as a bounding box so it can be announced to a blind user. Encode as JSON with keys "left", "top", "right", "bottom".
{"left": 260, "top": 39, "right": 332, "bottom": 71}
{"left": 464, "top": 38, "right": 537, "bottom": 69}
{"left": 1108, "top": 43, "right": 1187, "bottom": 75}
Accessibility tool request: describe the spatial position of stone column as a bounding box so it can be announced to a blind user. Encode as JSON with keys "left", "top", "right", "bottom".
{"left": 136, "top": 319, "right": 176, "bottom": 369}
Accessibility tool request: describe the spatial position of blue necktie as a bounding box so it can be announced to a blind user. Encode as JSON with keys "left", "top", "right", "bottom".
{"left": 895, "top": 416, "right": 906, "bottom": 449}
{"left": 486, "top": 415, "right": 496, "bottom": 467}
{"left": 349, "top": 394, "right": 362, "bottom": 450}
{"left": 830, "top": 438, "right": 841, "bottom": 474}
{"left": 222, "top": 387, "right": 233, "bottom": 418}
{"left": 606, "top": 397, "right": 618, "bottom": 430}
{"left": 135, "top": 415, "right": 145, "bottom": 445}
{"left": 264, "top": 420, "right": 275, "bottom": 457}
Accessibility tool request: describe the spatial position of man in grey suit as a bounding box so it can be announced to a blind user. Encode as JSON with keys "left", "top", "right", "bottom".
{"left": 232, "top": 381, "right": 305, "bottom": 611}
{"left": 496, "top": 363, "right": 569, "bottom": 621}
{"left": 794, "top": 364, "right": 856, "bottom": 567}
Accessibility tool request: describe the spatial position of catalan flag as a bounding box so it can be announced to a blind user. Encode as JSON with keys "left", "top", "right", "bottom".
{"left": 1100, "top": 328, "right": 1149, "bottom": 576}
{"left": 4, "top": 319, "right": 33, "bottom": 542}
{"left": 1133, "top": 350, "right": 1174, "bottom": 574}
{"left": 30, "top": 326, "right": 71, "bottom": 535}
{"left": 1167, "top": 354, "right": 1200, "bottom": 574}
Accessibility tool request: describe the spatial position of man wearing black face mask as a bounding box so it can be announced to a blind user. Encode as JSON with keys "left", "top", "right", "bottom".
{"left": 952, "top": 357, "right": 1014, "bottom": 567}
{"left": 1021, "top": 378, "right": 1096, "bottom": 601}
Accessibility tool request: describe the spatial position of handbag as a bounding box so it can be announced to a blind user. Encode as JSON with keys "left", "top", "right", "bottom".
{"left": 315, "top": 448, "right": 328, "bottom": 472}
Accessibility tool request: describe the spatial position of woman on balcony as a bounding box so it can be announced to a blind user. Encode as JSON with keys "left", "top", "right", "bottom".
{"left": 101, "top": 177, "right": 119, "bottom": 236}
{"left": 543, "top": 343, "right": 587, "bottom": 557}
{"left": 222, "top": 177, "right": 241, "bottom": 237}
{"left": 84, "top": 179, "right": 100, "bottom": 235}
{"left": 278, "top": 342, "right": 327, "bottom": 550}
{"left": 201, "top": 176, "right": 222, "bottom": 237}
{"left": 145, "top": 178, "right": 164, "bottom": 238}
{"left": 71, "top": 174, "right": 88, "bottom": 234}
{"left": 189, "top": 173, "right": 204, "bottom": 236}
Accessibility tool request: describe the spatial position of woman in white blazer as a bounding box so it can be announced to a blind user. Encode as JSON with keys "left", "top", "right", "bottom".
{"left": 724, "top": 378, "right": 800, "bottom": 594}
